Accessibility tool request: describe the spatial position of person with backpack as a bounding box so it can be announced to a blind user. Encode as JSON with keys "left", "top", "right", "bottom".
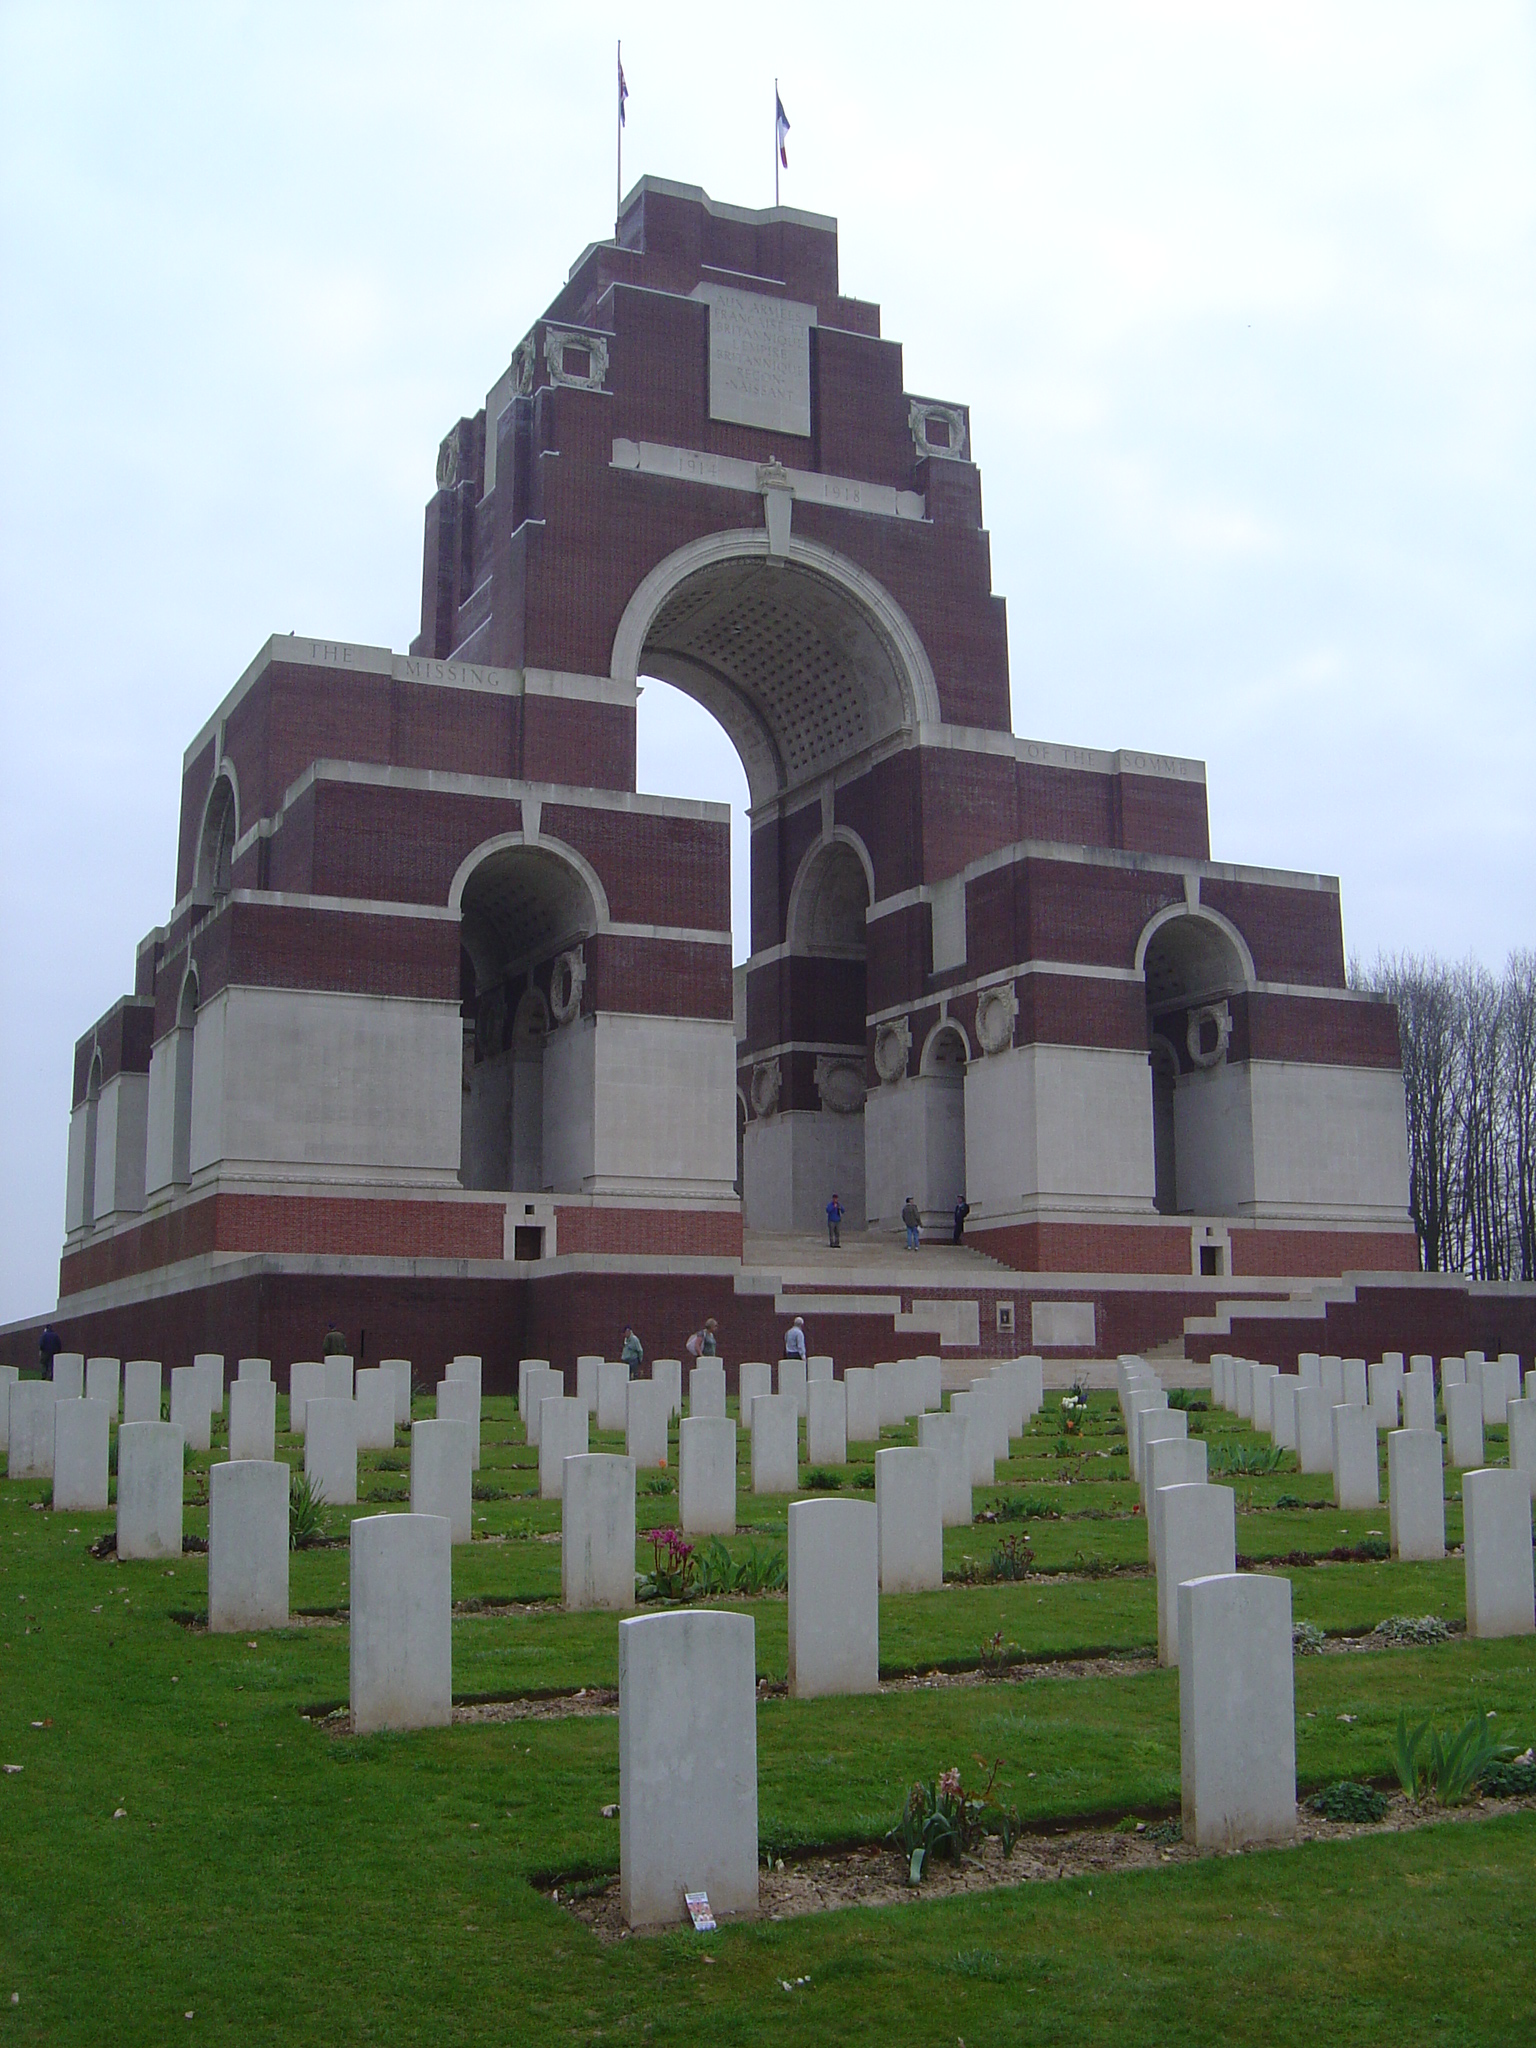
{"left": 620, "top": 1325, "right": 644, "bottom": 1375}
{"left": 685, "top": 1318, "right": 719, "bottom": 1360}
{"left": 901, "top": 1195, "right": 922, "bottom": 1252}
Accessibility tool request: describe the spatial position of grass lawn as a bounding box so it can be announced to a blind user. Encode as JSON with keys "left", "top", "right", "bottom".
{"left": 2, "top": 1378, "right": 1532, "bottom": 2045}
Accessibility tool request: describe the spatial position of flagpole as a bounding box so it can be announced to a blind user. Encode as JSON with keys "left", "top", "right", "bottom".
{"left": 616, "top": 41, "right": 623, "bottom": 241}
{"left": 774, "top": 77, "right": 779, "bottom": 207}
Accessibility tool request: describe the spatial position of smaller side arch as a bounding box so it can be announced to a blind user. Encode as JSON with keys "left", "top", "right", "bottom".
{"left": 446, "top": 830, "right": 612, "bottom": 928}
{"left": 919, "top": 1017, "right": 972, "bottom": 1074}
{"left": 193, "top": 771, "right": 239, "bottom": 910}
{"left": 81, "top": 1047, "right": 103, "bottom": 1228}
{"left": 785, "top": 829, "right": 874, "bottom": 957}
{"left": 1134, "top": 902, "right": 1257, "bottom": 991}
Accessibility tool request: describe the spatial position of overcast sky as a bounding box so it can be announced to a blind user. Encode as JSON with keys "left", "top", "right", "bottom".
{"left": 1, "top": 2, "right": 1531, "bottom": 1325}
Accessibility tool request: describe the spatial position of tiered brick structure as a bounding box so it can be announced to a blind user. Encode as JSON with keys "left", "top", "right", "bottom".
{"left": 43, "top": 179, "right": 1426, "bottom": 1382}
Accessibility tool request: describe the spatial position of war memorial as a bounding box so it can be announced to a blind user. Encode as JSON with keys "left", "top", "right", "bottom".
{"left": 3, "top": 182, "right": 1532, "bottom": 2038}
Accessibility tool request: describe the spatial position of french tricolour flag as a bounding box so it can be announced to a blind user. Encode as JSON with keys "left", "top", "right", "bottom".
{"left": 775, "top": 91, "right": 790, "bottom": 168}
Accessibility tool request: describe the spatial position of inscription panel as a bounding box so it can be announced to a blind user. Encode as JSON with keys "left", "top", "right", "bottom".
{"left": 692, "top": 284, "right": 815, "bottom": 437}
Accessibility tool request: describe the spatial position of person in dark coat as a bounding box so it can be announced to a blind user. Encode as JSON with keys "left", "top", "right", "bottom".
{"left": 953, "top": 1195, "right": 971, "bottom": 1244}
{"left": 38, "top": 1325, "right": 62, "bottom": 1375}
{"left": 825, "top": 1193, "right": 843, "bottom": 1248}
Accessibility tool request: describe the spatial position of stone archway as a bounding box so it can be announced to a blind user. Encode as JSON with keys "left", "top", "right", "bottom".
{"left": 1139, "top": 909, "right": 1255, "bottom": 1217}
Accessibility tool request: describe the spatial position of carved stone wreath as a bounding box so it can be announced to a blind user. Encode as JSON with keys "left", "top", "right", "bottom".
{"left": 436, "top": 432, "right": 460, "bottom": 491}
{"left": 1186, "top": 1001, "right": 1233, "bottom": 1070}
{"left": 974, "top": 983, "right": 1019, "bottom": 1055}
{"left": 544, "top": 327, "right": 610, "bottom": 392}
{"left": 908, "top": 398, "right": 969, "bottom": 463}
{"left": 815, "top": 1055, "right": 865, "bottom": 1115}
{"left": 549, "top": 947, "right": 586, "bottom": 1026}
{"left": 749, "top": 1056, "right": 782, "bottom": 1119}
{"left": 874, "top": 1016, "right": 912, "bottom": 1085}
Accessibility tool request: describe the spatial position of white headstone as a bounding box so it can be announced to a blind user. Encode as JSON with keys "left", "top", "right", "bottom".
{"left": 522, "top": 1365, "right": 562, "bottom": 1446}
{"left": 968, "top": 1378, "right": 1010, "bottom": 1465}
{"left": 1271, "top": 1375, "right": 1301, "bottom": 1452}
{"left": 625, "top": 1380, "right": 670, "bottom": 1470}
{"left": 229, "top": 1378, "right": 276, "bottom": 1463}
{"left": 208, "top": 1460, "right": 289, "bottom": 1632}
{"left": 1367, "top": 1362, "right": 1401, "bottom": 1431}
{"left": 538, "top": 1395, "right": 590, "bottom": 1502}
{"left": 807, "top": 1354, "right": 834, "bottom": 1384}
{"left": 1145, "top": 1436, "right": 1209, "bottom": 1561}
{"left": 989, "top": 1362, "right": 1028, "bottom": 1439}
{"left": 917, "top": 1411, "right": 973, "bottom": 1527}
{"left": 1509, "top": 1399, "right": 1536, "bottom": 1497}
{"left": 85, "top": 1357, "right": 120, "bottom": 1417}
{"left": 843, "top": 1366, "right": 879, "bottom": 1445}
{"left": 355, "top": 1368, "right": 397, "bottom": 1453}
{"left": 679, "top": 1416, "right": 736, "bottom": 1535}
{"left": 322, "top": 1357, "right": 353, "bottom": 1402}
{"left": 1139, "top": 1412, "right": 1189, "bottom": 1502}
{"left": 1155, "top": 1482, "right": 1236, "bottom": 1667}
{"left": 436, "top": 1376, "right": 481, "bottom": 1470}
{"left": 576, "top": 1357, "right": 600, "bottom": 1417}
{"left": 618, "top": 1608, "right": 758, "bottom": 1929}
{"left": 737, "top": 1362, "right": 773, "bottom": 1426}
{"left": 1342, "top": 1358, "right": 1368, "bottom": 1408}
{"left": 518, "top": 1358, "right": 552, "bottom": 1421}
{"left": 446, "top": 1356, "right": 482, "bottom": 1396}
{"left": 122, "top": 1359, "right": 162, "bottom": 1426}
{"left": 652, "top": 1358, "right": 683, "bottom": 1421}
{"left": 1179, "top": 1571, "right": 1296, "bottom": 1852}
{"left": 169, "top": 1366, "right": 211, "bottom": 1453}
{"left": 1388, "top": 1429, "right": 1446, "bottom": 1560}
{"left": 1294, "top": 1386, "right": 1334, "bottom": 1474}
{"left": 1233, "top": 1362, "right": 1255, "bottom": 1421}
{"left": 915, "top": 1356, "right": 943, "bottom": 1412}
{"left": 53, "top": 1398, "right": 110, "bottom": 1511}
{"left": 1482, "top": 1354, "right": 1520, "bottom": 1428}
{"left": 410, "top": 1418, "right": 472, "bottom": 1543}
{"left": 874, "top": 1446, "right": 943, "bottom": 1593}
{"left": 806, "top": 1379, "right": 848, "bottom": 1467}
{"left": 1251, "top": 1365, "right": 1280, "bottom": 1435}
{"left": 115, "top": 1420, "right": 183, "bottom": 1559}
{"left": 948, "top": 1392, "right": 994, "bottom": 1486}
{"left": 750, "top": 1393, "right": 798, "bottom": 1495}
{"left": 237, "top": 1357, "right": 272, "bottom": 1383}
{"left": 1403, "top": 1369, "right": 1436, "bottom": 1434}
{"left": 1445, "top": 1382, "right": 1484, "bottom": 1469}
{"left": 1297, "top": 1353, "right": 1322, "bottom": 1388}
{"left": 380, "top": 1358, "right": 412, "bottom": 1427}
{"left": 1320, "top": 1357, "right": 1344, "bottom": 1406}
{"left": 7, "top": 1380, "right": 57, "bottom": 1478}
{"left": 0, "top": 1366, "right": 15, "bottom": 1454}
{"left": 788, "top": 1498, "right": 878, "bottom": 1698}
{"left": 597, "top": 1361, "right": 630, "bottom": 1434}
{"left": 562, "top": 1453, "right": 636, "bottom": 1611}
{"left": 193, "top": 1353, "right": 226, "bottom": 1417}
{"left": 777, "top": 1357, "right": 808, "bottom": 1418}
{"left": 304, "top": 1396, "right": 357, "bottom": 1507}
{"left": 1440, "top": 1356, "right": 1467, "bottom": 1390}
{"left": 288, "top": 1361, "right": 326, "bottom": 1439}
{"left": 688, "top": 1362, "right": 727, "bottom": 1420}
{"left": 1462, "top": 1468, "right": 1535, "bottom": 1639}
{"left": 350, "top": 1513, "right": 452, "bottom": 1734}
{"left": 52, "top": 1353, "right": 84, "bottom": 1400}
{"left": 1333, "top": 1405, "right": 1380, "bottom": 1510}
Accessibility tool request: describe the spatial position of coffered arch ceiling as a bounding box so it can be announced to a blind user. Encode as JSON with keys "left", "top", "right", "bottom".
{"left": 616, "top": 535, "right": 940, "bottom": 808}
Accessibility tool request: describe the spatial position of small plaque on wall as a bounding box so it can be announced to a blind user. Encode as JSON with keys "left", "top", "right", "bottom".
{"left": 692, "top": 283, "right": 815, "bottom": 437}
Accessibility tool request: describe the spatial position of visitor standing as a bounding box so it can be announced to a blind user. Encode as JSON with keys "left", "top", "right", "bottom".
{"left": 953, "top": 1195, "right": 971, "bottom": 1244}
{"left": 783, "top": 1315, "right": 807, "bottom": 1362}
{"left": 825, "top": 1192, "right": 843, "bottom": 1248}
{"left": 620, "top": 1325, "right": 644, "bottom": 1375}
{"left": 38, "top": 1324, "right": 61, "bottom": 1375}
{"left": 901, "top": 1196, "right": 922, "bottom": 1252}
{"left": 322, "top": 1323, "right": 348, "bottom": 1356}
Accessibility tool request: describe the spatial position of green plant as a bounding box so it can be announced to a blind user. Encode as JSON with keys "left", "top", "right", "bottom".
{"left": 1146, "top": 1818, "right": 1183, "bottom": 1845}
{"left": 1275, "top": 1493, "right": 1304, "bottom": 1509}
{"left": 1208, "top": 1441, "right": 1290, "bottom": 1476}
{"left": 1166, "top": 1389, "right": 1209, "bottom": 1413}
{"left": 471, "top": 1482, "right": 509, "bottom": 1501}
{"left": 802, "top": 1467, "right": 843, "bottom": 1490}
{"left": 1477, "top": 1752, "right": 1536, "bottom": 1799}
{"left": 1372, "top": 1614, "right": 1452, "bottom": 1646}
{"left": 851, "top": 1467, "right": 875, "bottom": 1489}
{"left": 887, "top": 1760, "right": 1022, "bottom": 1884}
{"left": 1293, "top": 1621, "right": 1327, "bottom": 1656}
{"left": 639, "top": 1473, "right": 673, "bottom": 1496}
{"left": 289, "top": 1468, "right": 327, "bottom": 1549}
{"left": 997, "top": 1493, "right": 1059, "bottom": 1521}
{"left": 988, "top": 1533, "right": 1032, "bottom": 1581}
{"left": 636, "top": 1526, "right": 695, "bottom": 1602}
{"left": 1393, "top": 1710, "right": 1509, "bottom": 1806}
{"left": 374, "top": 1453, "right": 408, "bottom": 1473}
{"left": 977, "top": 1629, "right": 1018, "bottom": 1676}
{"left": 1307, "top": 1781, "right": 1389, "bottom": 1823}
{"left": 732, "top": 1541, "right": 787, "bottom": 1595}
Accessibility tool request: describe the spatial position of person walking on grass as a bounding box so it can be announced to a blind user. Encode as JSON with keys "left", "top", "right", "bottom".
{"left": 902, "top": 1195, "right": 922, "bottom": 1252}
{"left": 783, "top": 1315, "right": 807, "bottom": 1363}
{"left": 620, "top": 1325, "right": 644, "bottom": 1376}
{"left": 825, "top": 1191, "right": 843, "bottom": 1248}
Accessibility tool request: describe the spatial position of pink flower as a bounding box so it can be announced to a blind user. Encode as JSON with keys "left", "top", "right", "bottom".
{"left": 938, "top": 1767, "right": 963, "bottom": 1800}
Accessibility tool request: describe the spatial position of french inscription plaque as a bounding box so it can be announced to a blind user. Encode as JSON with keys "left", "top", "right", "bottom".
{"left": 692, "top": 283, "right": 815, "bottom": 437}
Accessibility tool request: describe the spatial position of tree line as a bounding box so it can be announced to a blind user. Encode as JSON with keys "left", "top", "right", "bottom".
{"left": 1352, "top": 952, "right": 1536, "bottom": 1281}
